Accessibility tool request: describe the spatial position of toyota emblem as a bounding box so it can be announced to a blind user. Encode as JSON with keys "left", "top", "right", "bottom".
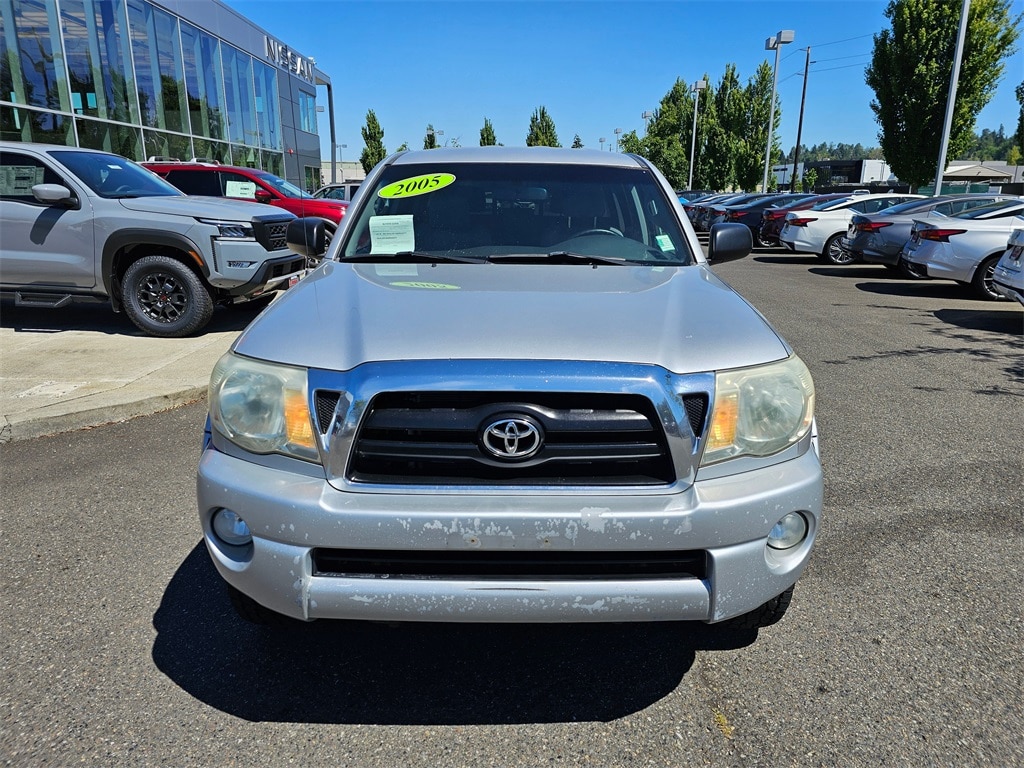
{"left": 481, "top": 416, "right": 543, "bottom": 460}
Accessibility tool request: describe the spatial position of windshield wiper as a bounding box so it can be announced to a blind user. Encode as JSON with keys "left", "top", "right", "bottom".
{"left": 342, "top": 251, "right": 482, "bottom": 264}
{"left": 486, "top": 251, "right": 629, "bottom": 266}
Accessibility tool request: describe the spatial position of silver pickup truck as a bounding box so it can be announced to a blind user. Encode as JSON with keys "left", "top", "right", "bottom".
{"left": 0, "top": 142, "right": 305, "bottom": 337}
{"left": 198, "top": 147, "right": 823, "bottom": 633}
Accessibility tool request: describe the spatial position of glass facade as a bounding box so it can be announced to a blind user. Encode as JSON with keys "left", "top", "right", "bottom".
{"left": 0, "top": 0, "right": 304, "bottom": 174}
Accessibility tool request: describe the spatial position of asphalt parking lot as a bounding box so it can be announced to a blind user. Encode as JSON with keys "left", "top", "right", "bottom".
{"left": 1, "top": 247, "right": 1022, "bottom": 766}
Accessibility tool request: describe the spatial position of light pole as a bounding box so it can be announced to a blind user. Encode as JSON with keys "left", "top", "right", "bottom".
{"left": 337, "top": 143, "right": 347, "bottom": 181}
{"left": 642, "top": 110, "right": 654, "bottom": 130}
{"left": 762, "top": 29, "right": 794, "bottom": 192}
{"left": 613, "top": 128, "right": 622, "bottom": 151}
{"left": 688, "top": 79, "right": 707, "bottom": 191}
{"left": 599, "top": 137, "right": 606, "bottom": 151}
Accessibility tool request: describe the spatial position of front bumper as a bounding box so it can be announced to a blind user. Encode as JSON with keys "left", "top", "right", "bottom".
{"left": 197, "top": 446, "right": 823, "bottom": 624}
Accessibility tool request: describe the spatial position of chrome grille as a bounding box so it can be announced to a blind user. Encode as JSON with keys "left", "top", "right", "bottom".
{"left": 342, "top": 391, "right": 691, "bottom": 486}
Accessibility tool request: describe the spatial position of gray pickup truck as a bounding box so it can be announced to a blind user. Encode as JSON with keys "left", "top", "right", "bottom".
{"left": 0, "top": 142, "right": 305, "bottom": 337}
{"left": 199, "top": 147, "right": 823, "bottom": 633}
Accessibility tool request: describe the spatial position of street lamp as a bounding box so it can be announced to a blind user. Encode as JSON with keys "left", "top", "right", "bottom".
{"left": 762, "top": 29, "right": 794, "bottom": 192}
{"left": 613, "top": 127, "right": 622, "bottom": 151}
{"left": 599, "top": 136, "right": 606, "bottom": 151}
{"left": 642, "top": 110, "right": 654, "bottom": 128}
{"left": 688, "top": 79, "right": 707, "bottom": 191}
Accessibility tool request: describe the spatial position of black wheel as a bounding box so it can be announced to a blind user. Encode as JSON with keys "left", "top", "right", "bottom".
{"left": 755, "top": 231, "right": 774, "bottom": 248}
{"left": 818, "top": 234, "right": 856, "bottom": 265}
{"left": 722, "top": 585, "right": 795, "bottom": 630}
{"left": 226, "top": 583, "right": 299, "bottom": 627}
{"left": 122, "top": 255, "right": 214, "bottom": 337}
{"left": 970, "top": 255, "right": 1006, "bottom": 301}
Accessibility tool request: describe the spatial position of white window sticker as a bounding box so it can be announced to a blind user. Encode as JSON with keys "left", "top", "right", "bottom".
{"left": 656, "top": 234, "right": 675, "bottom": 252}
{"left": 369, "top": 214, "right": 415, "bottom": 253}
{"left": 225, "top": 180, "right": 257, "bottom": 199}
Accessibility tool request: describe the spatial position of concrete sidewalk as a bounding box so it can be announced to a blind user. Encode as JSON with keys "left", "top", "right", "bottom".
{"left": 1, "top": 300, "right": 263, "bottom": 442}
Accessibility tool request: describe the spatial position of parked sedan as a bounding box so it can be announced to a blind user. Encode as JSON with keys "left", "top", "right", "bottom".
{"left": 705, "top": 193, "right": 779, "bottom": 230}
{"left": 845, "top": 194, "right": 1016, "bottom": 272}
{"left": 900, "top": 198, "right": 1024, "bottom": 300}
{"left": 758, "top": 193, "right": 852, "bottom": 247}
{"left": 695, "top": 193, "right": 756, "bottom": 231}
{"left": 781, "top": 193, "right": 924, "bottom": 264}
{"left": 993, "top": 228, "right": 1024, "bottom": 305}
{"left": 723, "top": 193, "right": 815, "bottom": 247}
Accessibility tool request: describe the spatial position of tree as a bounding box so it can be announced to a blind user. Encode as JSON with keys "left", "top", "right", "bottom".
{"left": 1016, "top": 80, "right": 1024, "bottom": 155}
{"left": 423, "top": 123, "right": 438, "bottom": 150}
{"left": 571, "top": 133, "right": 584, "bottom": 148}
{"left": 738, "top": 61, "right": 777, "bottom": 191}
{"left": 618, "top": 130, "right": 643, "bottom": 155}
{"left": 526, "top": 106, "right": 561, "bottom": 147}
{"left": 639, "top": 78, "right": 693, "bottom": 188}
{"left": 360, "top": 109, "right": 386, "bottom": 173}
{"left": 866, "top": 0, "right": 1022, "bottom": 188}
{"left": 479, "top": 117, "right": 496, "bottom": 146}
{"left": 705, "top": 66, "right": 745, "bottom": 190}
{"left": 802, "top": 167, "right": 818, "bottom": 192}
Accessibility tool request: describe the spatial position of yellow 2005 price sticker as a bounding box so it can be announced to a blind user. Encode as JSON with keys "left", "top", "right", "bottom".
{"left": 377, "top": 173, "right": 456, "bottom": 199}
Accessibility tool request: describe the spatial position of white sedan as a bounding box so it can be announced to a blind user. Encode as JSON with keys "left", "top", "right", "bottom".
{"left": 780, "top": 193, "right": 923, "bottom": 264}
{"left": 900, "top": 199, "right": 1024, "bottom": 300}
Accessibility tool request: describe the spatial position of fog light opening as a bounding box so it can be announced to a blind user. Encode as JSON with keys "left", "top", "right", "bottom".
{"left": 767, "top": 512, "right": 807, "bottom": 550}
{"left": 212, "top": 508, "right": 252, "bottom": 546}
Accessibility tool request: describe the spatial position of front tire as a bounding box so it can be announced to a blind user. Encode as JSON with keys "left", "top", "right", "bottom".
{"left": 122, "top": 255, "right": 213, "bottom": 337}
{"left": 722, "top": 585, "right": 795, "bottom": 630}
{"left": 818, "top": 234, "right": 856, "bottom": 265}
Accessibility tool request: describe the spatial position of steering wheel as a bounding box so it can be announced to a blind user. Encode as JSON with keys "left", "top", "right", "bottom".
{"left": 572, "top": 227, "right": 624, "bottom": 238}
{"left": 111, "top": 185, "right": 133, "bottom": 194}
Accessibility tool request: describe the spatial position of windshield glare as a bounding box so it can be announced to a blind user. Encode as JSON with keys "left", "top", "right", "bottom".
{"left": 253, "top": 170, "right": 312, "bottom": 199}
{"left": 340, "top": 162, "right": 693, "bottom": 265}
{"left": 52, "top": 150, "right": 181, "bottom": 198}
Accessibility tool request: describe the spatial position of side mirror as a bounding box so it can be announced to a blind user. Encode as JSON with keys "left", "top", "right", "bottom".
{"left": 32, "top": 183, "right": 77, "bottom": 207}
{"left": 707, "top": 222, "right": 752, "bottom": 263}
{"left": 254, "top": 188, "right": 274, "bottom": 203}
{"left": 286, "top": 216, "right": 327, "bottom": 259}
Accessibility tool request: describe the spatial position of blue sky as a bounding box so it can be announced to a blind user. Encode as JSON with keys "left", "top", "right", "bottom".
{"left": 222, "top": 0, "right": 1022, "bottom": 161}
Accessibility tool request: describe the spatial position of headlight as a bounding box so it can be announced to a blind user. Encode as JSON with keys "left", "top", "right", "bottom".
{"left": 209, "top": 352, "right": 318, "bottom": 461}
{"left": 701, "top": 355, "right": 815, "bottom": 466}
{"left": 197, "top": 218, "right": 255, "bottom": 239}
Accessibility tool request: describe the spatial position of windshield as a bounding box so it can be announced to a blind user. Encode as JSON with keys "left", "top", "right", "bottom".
{"left": 52, "top": 150, "right": 181, "bottom": 198}
{"left": 252, "top": 170, "right": 312, "bottom": 199}
{"left": 953, "top": 199, "right": 1024, "bottom": 219}
{"left": 339, "top": 162, "right": 694, "bottom": 265}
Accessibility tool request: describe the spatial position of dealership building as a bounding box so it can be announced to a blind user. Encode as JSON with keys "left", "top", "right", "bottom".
{"left": 0, "top": 0, "right": 335, "bottom": 189}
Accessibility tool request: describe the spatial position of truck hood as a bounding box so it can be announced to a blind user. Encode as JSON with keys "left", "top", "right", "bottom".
{"left": 116, "top": 195, "right": 292, "bottom": 221}
{"left": 233, "top": 262, "right": 790, "bottom": 374}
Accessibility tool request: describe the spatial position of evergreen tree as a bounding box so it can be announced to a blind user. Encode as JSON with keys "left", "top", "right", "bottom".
{"left": 738, "top": 61, "right": 776, "bottom": 191}
{"left": 360, "top": 109, "right": 387, "bottom": 173}
{"left": 479, "top": 117, "right": 497, "bottom": 146}
{"left": 526, "top": 106, "right": 561, "bottom": 147}
{"left": 866, "top": 0, "right": 1021, "bottom": 188}
{"left": 571, "top": 133, "right": 584, "bottom": 148}
{"left": 423, "top": 123, "right": 438, "bottom": 150}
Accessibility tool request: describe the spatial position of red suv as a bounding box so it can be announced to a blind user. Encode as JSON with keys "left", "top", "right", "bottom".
{"left": 143, "top": 161, "right": 348, "bottom": 226}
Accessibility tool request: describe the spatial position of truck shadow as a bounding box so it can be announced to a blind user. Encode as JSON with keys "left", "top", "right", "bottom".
{"left": 0, "top": 298, "right": 264, "bottom": 335}
{"left": 152, "top": 544, "right": 758, "bottom": 725}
